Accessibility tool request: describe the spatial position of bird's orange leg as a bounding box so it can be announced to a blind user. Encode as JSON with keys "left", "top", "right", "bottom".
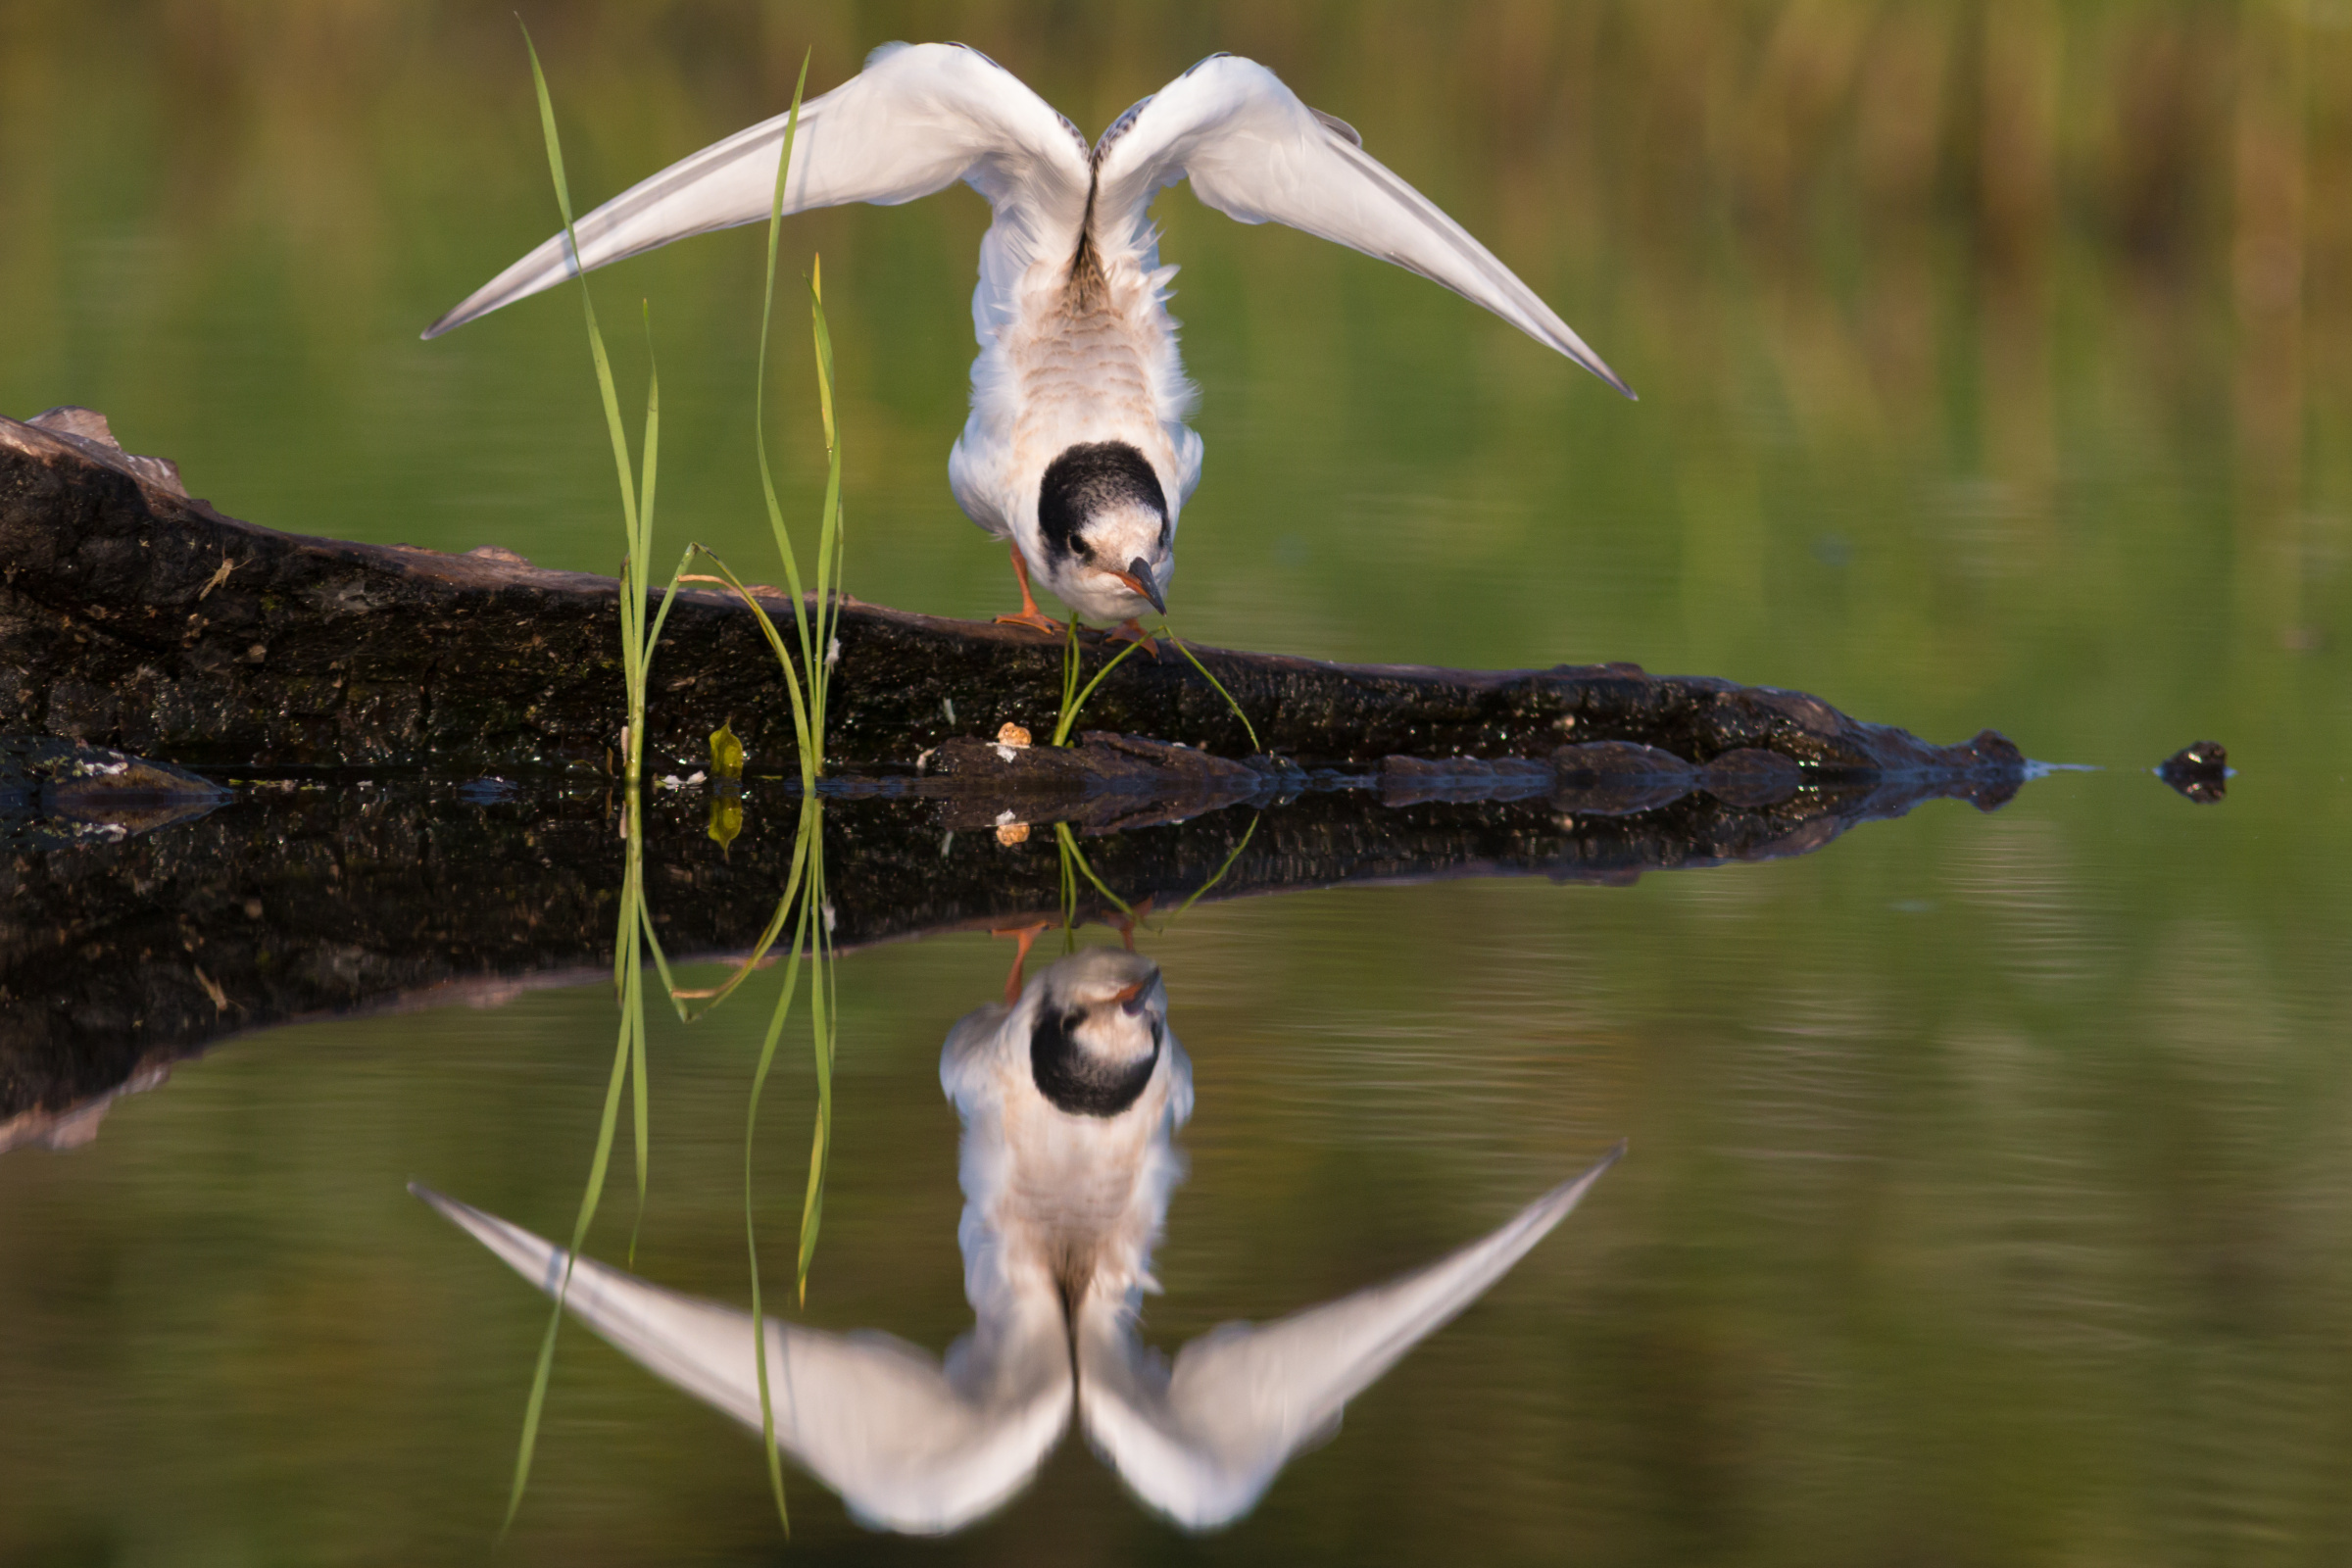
{"left": 1103, "top": 897, "right": 1156, "bottom": 952}
{"left": 991, "top": 921, "right": 1054, "bottom": 1005}
{"left": 993, "top": 546, "right": 1063, "bottom": 636}
{"left": 1103, "top": 619, "right": 1159, "bottom": 658}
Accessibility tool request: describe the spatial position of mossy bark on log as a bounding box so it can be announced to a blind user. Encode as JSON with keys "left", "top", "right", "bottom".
{"left": 3, "top": 412, "right": 2020, "bottom": 780}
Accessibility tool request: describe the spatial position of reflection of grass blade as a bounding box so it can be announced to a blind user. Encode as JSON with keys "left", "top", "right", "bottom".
{"left": 1054, "top": 822, "right": 1135, "bottom": 920}
{"left": 796, "top": 844, "right": 835, "bottom": 1305}
{"left": 626, "top": 917, "right": 651, "bottom": 1268}
{"left": 508, "top": 794, "right": 647, "bottom": 1532}
{"left": 1054, "top": 826, "right": 1080, "bottom": 952}
{"left": 1157, "top": 812, "right": 1261, "bottom": 931}
{"left": 667, "top": 829, "right": 796, "bottom": 1019}
{"left": 742, "top": 797, "right": 818, "bottom": 1537}
{"left": 1162, "top": 627, "right": 1259, "bottom": 753}
{"left": 639, "top": 902, "right": 686, "bottom": 1019}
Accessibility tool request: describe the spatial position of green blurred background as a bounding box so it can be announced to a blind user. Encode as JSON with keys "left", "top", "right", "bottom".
{"left": 2, "top": 2, "right": 2349, "bottom": 1564}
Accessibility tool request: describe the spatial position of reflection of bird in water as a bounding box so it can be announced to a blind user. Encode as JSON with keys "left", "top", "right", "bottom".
{"left": 424, "top": 43, "right": 1632, "bottom": 645}
{"left": 415, "top": 949, "right": 1619, "bottom": 1533}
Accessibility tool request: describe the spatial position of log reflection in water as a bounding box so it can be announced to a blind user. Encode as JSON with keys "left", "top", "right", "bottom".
{"left": 0, "top": 747, "right": 2034, "bottom": 1144}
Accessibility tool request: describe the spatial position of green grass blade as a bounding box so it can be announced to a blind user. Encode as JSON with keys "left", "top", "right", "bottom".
{"left": 1162, "top": 627, "right": 1260, "bottom": 753}
{"left": 639, "top": 543, "right": 691, "bottom": 658}
{"left": 676, "top": 548, "right": 811, "bottom": 764}
{"left": 523, "top": 24, "right": 646, "bottom": 776}
{"left": 523, "top": 26, "right": 639, "bottom": 552}
{"left": 808, "top": 260, "right": 844, "bottom": 761}
{"left": 753, "top": 54, "right": 820, "bottom": 785}
{"left": 809, "top": 256, "right": 838, "bottom": 455}
{"left": 636, "top": 302, "right": 661, "bottom": 663}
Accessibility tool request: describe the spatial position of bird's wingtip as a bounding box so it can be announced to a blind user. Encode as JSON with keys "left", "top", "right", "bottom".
{"left": 1563, "top": 344, "right": 1637, "bottom": 402}
{"left": 409, "top": 1180, "right": 466, "bottom": 1217}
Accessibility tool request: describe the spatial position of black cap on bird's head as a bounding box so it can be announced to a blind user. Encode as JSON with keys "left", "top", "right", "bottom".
{"left": 1026, "top": 949, "right": 1167, "bottom": 1118}
{"left": 1037, "top": 441, "right": 1170, "bottom": 619}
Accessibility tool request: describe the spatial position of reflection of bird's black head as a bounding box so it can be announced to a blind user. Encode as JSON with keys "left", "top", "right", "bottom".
{"left": 1037, "top": 442, "right": 1170, "bottom": 612}
{"left": 1028, "top": 950, "right": 1165, "bottom": 1118}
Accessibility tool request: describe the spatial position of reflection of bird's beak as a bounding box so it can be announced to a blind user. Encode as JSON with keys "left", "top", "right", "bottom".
{"left": 1113, "top": 558, "right": 1166, "bottom": 616}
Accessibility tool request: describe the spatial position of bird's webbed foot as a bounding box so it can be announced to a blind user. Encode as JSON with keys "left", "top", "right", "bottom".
{"left": 1104, "top": 620, "right": 1160, "bottom": 658}
{"left": 994, "top": 610, "right": 1064, "bottom": 636}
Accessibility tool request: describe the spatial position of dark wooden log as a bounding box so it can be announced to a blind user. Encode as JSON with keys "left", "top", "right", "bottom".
{"left": 3, "top": 408, "right": 2021, "bottom": 783}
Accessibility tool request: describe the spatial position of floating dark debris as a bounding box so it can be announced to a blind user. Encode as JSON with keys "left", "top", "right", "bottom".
{"left": 2156, "top": 741, "right": 2230, "bottom": 805}
{"left": 0, "top": 734, "right": 226, "bottom": 849}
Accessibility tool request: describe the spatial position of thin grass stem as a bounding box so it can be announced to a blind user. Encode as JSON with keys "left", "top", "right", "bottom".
{"left": 752, "top": 54, "right": 819, "bottom": 786}
{"left": 1160, "top": 627, "right": 1260, "bottom": 753}
{"left": 808, "top": 259, "right": 844, "bottom": 760}
{"left": 524, "top": 25, "right": 655, "bottom": 775}
{"left": 672, "top": 551, "right": 811, "bottom": 764}
{"left": 1053, "top": 634, "right": 1146, "bottom": 748}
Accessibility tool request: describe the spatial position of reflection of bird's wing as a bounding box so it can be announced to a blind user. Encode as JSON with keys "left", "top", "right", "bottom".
{"left": 413, "top": 1185, "right": 1071, "bottom": 1536}
{"left": 1076, "top": 1145, "right": 1621, "bottom": 1531}
{"left": 1092, "top": 55, "right": 1632, "bottom": 398}
{"left": 423, "top": 41, "right": 1092, "bottom": 339}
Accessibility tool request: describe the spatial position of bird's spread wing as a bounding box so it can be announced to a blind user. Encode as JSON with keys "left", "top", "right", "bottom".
{"left": 423, "top": 42, "right": 1092, "bottom": 339}
{"left": 1075, "top": 1144, "right": 1622, "bottom": 1530}
{"left": 1092, "top": 55, "right": 1632, "bottom": 398}
{"left": 412, "top": 1184, "right": 1072, "bottom": 1536}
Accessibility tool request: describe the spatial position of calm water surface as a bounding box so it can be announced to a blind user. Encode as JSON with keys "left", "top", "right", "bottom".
{"left": 4, "top": 4, "right": 2350, "bottom": 1564}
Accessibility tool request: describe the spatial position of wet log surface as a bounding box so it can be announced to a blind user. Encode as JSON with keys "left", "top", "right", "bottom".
{"left": 0, "top": 750, "right": 2031, "bottom": 1146}
{"left": 3, "top": 409, "right": 2023, "bottom": 783}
